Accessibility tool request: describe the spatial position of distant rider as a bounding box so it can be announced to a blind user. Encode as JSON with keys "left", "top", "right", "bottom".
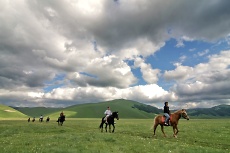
{"left": 104, "top": 107, "right": 112, "bottom": 124}
{"left": 57, "top": 111, "right": 64, "bottom": 122}
{"left": 40, "top": 115, "right": 43, "bottom": 122}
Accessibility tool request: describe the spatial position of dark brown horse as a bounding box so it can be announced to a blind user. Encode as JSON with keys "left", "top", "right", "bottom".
{"left": 153, "top": 109, "right": 189, "bottom": 138}
{"left": 57, "top": 115, "right": 65, "bottom": 126}
{"left": 99, "top": 112, "right": 119, "bottom": 133}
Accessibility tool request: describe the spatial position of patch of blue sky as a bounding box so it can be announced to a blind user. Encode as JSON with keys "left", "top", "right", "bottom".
{"left": 124, "top": 59, "right": 134, "bottom": 67}
{"left": 130, "top": 67, "right": 147, "bottom": 86}
{"left": 43, "top": 73, "right": 66, "bottom": 93}
{"left": 125, "top": 59, "right": 147, "bottom": 86}
{"left": 80, "top": 72, "right": 98, "bottom": 78}
{"left": 157, "top": 79, "right": 175, "bottom": 91}
{"left": 146, "top": 38, "right": 217, "bottom": 71}
{"left": 211, "top": 38, "right": 230, "bottom": 51}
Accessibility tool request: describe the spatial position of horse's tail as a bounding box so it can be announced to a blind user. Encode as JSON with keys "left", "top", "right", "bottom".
{"left": 99, "top": 117, "right": 103, "bottom": 129}
{"left": 99, "top": 122, "right": 103, "bottom": 129}
{"left": 151, "top": 115, "right": 157, "bottom": 130}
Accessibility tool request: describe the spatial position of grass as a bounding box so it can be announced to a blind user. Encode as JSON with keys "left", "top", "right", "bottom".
{"left": 0, "top": 118, "right": 229, "bottom": 153}
{"left": 0, "top": 104, "right": 27, "bottom": 118}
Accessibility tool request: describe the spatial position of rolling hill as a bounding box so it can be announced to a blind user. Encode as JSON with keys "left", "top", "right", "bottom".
{"left": 187, "top": 104, "right": 230, "bottom": 118}
{"left": 0, "top": 104, "right": 28, "bottom": 118}
{"left": 10, "top": 99, "right": 158, "bottom": 119}
{"left": 13, "top": 107, "right": 62, "bottom": 118}
{"left": 1, "top": 99, "right": 230, "bottom": 119}
{"left": 47, "top": 99, "right": 157, "bottom": 119}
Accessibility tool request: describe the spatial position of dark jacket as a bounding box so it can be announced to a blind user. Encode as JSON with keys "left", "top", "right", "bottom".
{"left": 164, "top": 106, "right": 170, "bottom": 114}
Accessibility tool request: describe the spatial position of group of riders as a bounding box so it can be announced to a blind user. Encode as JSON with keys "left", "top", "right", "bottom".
{"left": 104, "top": 101, "right": 171, "bottom": 125}
{"left": 27, "top": 116, "right": 49, "bottom": 122}
{"left": 27, "top": 102, "right": 171, "bottom": 125}
{"left": 27, "top": 111, "right": 64, "bottom": 123}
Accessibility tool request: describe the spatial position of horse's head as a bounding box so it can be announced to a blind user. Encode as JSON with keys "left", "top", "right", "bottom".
{"left": 112, "top": 111, "right": 119, "bottom": 120}
{"left": 181, "top": 109, "right": 189, "bottom": 120}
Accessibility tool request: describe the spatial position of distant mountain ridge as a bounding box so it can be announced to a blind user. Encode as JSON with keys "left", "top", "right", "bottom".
{"left": 2, "top": 99, "right": 230, "bottom": 118}
{"left": 187, "top": 104, "right": 230, "bottom": 118}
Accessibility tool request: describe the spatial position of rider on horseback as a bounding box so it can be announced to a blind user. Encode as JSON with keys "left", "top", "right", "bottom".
{"left": 57, "top": 111, "right": 64, "bottom": 122}
{"left": 60, "top": 111, "right": 64, "bottom": 117}
{"left": 164, "top": 102, "right": 170, "bottom": 125}
{"left": 39, "top": 115, "right": 43, "bottom": 122}
{"left": 104, "top": 106, "right": 112, "bottom": 124}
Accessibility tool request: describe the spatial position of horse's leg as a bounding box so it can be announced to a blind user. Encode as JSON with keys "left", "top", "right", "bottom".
{"left": 100, "top": 118, "right": 105, "bottom": 132}
{"left": 109, "top": 124, "right": 111, "bottom": 133}
{"left": 105, "top": 124, "right": 108, "bottom": 132}
{"left": 173, "top": 125, "right": 179, "bottom": 138}
{"left": 153, "top": 117, "right": 159, "bottom": 136}
{"left": 175, "top": 125, "right": 179, "bottom": 135}
{"left": 102, "top": 123, "right": 104, "bottom": 132}
{"left": 112, "top": 124, "right": 115, "bottom": 133}
{"left": 100, "top": 123, "right": 104, "bottom": 132}
{"left": 153, "top": 123, "right": 158, "bottom": 136}
{"left": 160, "top": 125, "right": 166, "bottom": 137}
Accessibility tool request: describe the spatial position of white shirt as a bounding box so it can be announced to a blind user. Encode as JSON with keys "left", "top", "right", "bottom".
{"left": 104, "top": 110, "right": 112, "bottom": 116}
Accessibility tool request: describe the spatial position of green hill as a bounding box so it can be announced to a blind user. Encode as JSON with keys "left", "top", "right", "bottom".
{"left": 13, "top": 107, "right": 62, "bottom": 118}
{"left": 47, "top": 99, "right": 157, "bottom": 119}
{"left": 2, "top": 99, "right": 230, "bottom": 119}
{"left": 0, "top": 104, "right": 28, "bottom": 118}
{"left": 187, "top": 104, "right": 230, "bottom": 118}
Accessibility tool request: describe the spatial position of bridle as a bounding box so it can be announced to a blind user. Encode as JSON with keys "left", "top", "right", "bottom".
{"left": 112, "top": 112, "right": 119, "bottom": 120}
{"left": 181, "top": 110, "right": 189, "bottom": 120}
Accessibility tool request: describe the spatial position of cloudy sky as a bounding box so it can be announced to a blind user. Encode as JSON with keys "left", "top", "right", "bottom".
{"left": 1, "top": 0, "right": 230, "bottom": 109}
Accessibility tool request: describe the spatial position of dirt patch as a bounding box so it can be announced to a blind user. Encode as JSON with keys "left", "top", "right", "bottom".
{"left": 4, "top": 110, "right": 16, "bottom": 112}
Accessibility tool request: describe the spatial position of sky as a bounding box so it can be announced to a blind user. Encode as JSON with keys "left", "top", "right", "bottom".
{"left": 1, "top": 0, "right": 230, "bottom": 109}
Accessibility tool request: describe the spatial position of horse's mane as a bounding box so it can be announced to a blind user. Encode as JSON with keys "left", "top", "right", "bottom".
{"left": 172, "top": 109, "right": 185, "bottom": 114}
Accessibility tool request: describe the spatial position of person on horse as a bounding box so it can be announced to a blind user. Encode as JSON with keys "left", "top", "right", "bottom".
{"left": 104, "top": 106, "right": 112, "bottom": 124}
{"left": 57, "top": 111, "right": 64, "bottom": 122}
{"left": 60, "top": 111, "right": 64, "bottom": 117}
{"left": 39, "top": 115, "right": 43, "bottom": 122}
{"left": 164, "top": 102, "right": 170, "bottom": 125}
{"left": 46, "top": 116, "right": 50, "bottom": 122}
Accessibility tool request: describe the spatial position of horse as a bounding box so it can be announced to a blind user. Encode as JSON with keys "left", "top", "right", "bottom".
{"left": 39, "top": 117, "right": 43, "bottom": 122}
{"left": 99, "top": 112, "right": 119, "bottom": 133}
{"left": 57, "top": 115, "right": 65, "bottom": 126}
{"left": 46, "top": 117, "right": 50, "bottom": 122}
{"left": 153, "top": 109, "right": 189, "bottom": 138}
{"left": 32, "top": 117, "right": 35, "bottom": 122}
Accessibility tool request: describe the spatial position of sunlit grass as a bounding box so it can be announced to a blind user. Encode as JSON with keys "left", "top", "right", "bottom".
{"left": 0, "top": 118, "right": 229, "bottom": 153}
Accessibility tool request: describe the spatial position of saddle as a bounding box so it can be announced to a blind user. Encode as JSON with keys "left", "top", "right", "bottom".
{"left": 162, "top": 115, "right": 172, "bottom": 126}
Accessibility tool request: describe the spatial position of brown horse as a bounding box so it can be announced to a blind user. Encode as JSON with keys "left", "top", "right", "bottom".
{"left": 153, "top": 109, "right": 189, "bottom": 138}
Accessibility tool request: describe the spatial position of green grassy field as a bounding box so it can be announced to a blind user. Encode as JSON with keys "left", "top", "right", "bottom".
{"left": 0, "top": 118, "right": 229, "bottom": 153}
